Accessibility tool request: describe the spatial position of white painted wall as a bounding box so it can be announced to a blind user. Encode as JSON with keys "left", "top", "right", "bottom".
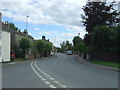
{"left": 2, "top": 31, "right": 10, "bottom": 62}
{"left": 0, "top": 30, "right": 2, "bottom": 62}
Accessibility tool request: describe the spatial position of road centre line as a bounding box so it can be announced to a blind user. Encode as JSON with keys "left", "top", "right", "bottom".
{"left": 32, "top": 61, "right": 67, "bottom": 88}
{"left": 31, "top": 61, "right": 57, "bottom": 88}
{"left": 45, "top": 81, "right": 51, "bottom": 84}
{"left": 54, "top": 81, "right": 60, "bottom": 84}
{"left": 49, "top": 85, "right": 56, "bottom": 88}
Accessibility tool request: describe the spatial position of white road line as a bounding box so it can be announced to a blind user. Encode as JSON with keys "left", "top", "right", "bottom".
{"left": 46, "top": 75, "right": 50, "bottom": 77}
{"left": 49, "top": 78, "right": 54, "bottom": 80}
{"left": 36, "top": 73, "right": 40, "bottom": 76}
{"left": 41, "top": 78, "right": 46, "bottom": 81}
{"left": 33, "top": 61, "right": 67, "bottom": 88}
{"left": 45, "top": 81, "right": 51, "bottom": 84}
{"left": 58, "top": 84, "right": 67, "bottom": 88}
{"left": 38, "top": 75, "right": 43, "bottom": 78}
{"left": 49, "top": 85, "right": 56, "bottom": 88}
{"left": 54, "top": 81, "right": 60, "bottom": 84}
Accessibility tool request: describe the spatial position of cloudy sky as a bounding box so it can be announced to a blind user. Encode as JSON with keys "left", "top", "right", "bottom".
{"left": 1, "top": 0, "right": 119, "bottom": 47}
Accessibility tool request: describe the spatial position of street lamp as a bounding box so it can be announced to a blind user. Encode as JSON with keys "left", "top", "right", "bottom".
{"left": 25, "top": 16, "right": 29, "bottom": 59}
{"left": 26, "top": 16, "right": 29, "bottom": 31}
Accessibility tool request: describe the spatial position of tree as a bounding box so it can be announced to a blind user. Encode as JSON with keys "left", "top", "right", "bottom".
{"left": 82, "top": 1, "right": 120, "bottom": 45}
{"left": 116, "top": 25, "right": 120, "bottom": 52}
{"left": 91, "top": 25, "right": 118, "bottom": 52}
{"left": 23, "top": 29, "right": 28, "bottom": 34}
{"left": 73, "top": 36, "right": 82, "bottom": 46}
{"left": 60, "top": 41, "right": 67, "bottom": 53}
{"left": 35, "top": 40, "right": 53, "bottom": 57}
{"left": 35, "top": 40, "right": 45, "bottom": 54}
{"left": 9, "top": 22, "right": 18, "bottom": 30}
{"left": 19, "top": 37, "right": 31, "bottom": 58}
{"left": 65, "top": 41, "right": 73, "bottom": 50}
{"left": 82, "top": 1, "right": 119, "bottom": 33}
{"left": 76, "top": 42, "right": 86, "bottom": 53}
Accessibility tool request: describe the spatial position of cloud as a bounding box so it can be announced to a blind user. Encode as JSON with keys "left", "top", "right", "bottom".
{"left": 1, "top": 0, "right": 85, "bottom": 26}
{"left": 1, "top": 0, "right": 88, "bottom": 47}
{"left": 34, "top": 28, "right": 40, "bottom": 31}
{"left": 38, "top": 31, "right": 58, "bottom": 35}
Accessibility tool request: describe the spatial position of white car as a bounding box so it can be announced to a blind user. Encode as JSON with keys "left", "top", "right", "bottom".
{"left": 66, "top": 50, "right": 73, "bottom": 55}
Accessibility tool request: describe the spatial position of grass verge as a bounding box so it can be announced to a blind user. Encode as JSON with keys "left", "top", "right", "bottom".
{"left": 92, "top": 60, "right": 120, "bottom": 68}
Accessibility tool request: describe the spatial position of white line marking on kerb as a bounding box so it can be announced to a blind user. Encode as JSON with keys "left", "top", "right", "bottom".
{"left": 49, "top": 85, "right": 56, "bottom": 88}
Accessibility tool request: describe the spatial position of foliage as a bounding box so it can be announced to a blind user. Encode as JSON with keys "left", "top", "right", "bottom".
{"left": 91, "top": 25, "right": 118, "bottom": 52}
{"left": 44, "top": 42, "right": 53, "bottom": 51}
{"left": 73, "top": 36, "right": 82, "bottom": 46}
{"left": 76, "top": 42, "right": 86, "bottom": 53}
{"left": 116, "top": 25, "right": 120, "bottom": 52}
{"left": 23, "top": 29, "right": 28, "bottom": 34}
{"left": 60, "top": 41, "right": 73, "bottom": 53}
{"left": 82, "top": 1, "right": 120, "bottom": 45}
{"left": 35, "top": 40, "right": 53, "bottom": 54}
{"left": 9, "top": 22, "right": 18, "bottom": 30}
{"left": 35, "top": 40, "right": 45, "bottom": 54}
{"left": 82, "top": 1, "right": 119, "bottom": 33}
{"left": 60, "top": 41, "right": 67, "bottom": 53}
{"left": 19, "top": 37, "right": 31, "bottom": 57}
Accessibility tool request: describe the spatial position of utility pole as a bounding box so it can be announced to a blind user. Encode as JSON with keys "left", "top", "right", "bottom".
{"left": 25, "top": 16, "right": 29, "bottom": 59}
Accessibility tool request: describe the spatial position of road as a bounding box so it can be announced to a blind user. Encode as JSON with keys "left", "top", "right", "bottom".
{"left": 2, "top": 53, "right": 118, "bottom": 88}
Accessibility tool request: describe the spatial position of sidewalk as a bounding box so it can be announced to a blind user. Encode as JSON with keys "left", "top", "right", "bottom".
{"left": 75, "top": 55, "right": 120, "bottom": 72}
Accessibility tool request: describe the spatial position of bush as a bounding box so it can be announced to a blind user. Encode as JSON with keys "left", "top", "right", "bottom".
{"left": 91, "top": 25, "right": 118, "bottom": 52}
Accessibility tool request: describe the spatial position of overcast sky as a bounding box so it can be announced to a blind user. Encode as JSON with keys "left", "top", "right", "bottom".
{"left": 1, "top": 0, "right": 119, "bottom": 47}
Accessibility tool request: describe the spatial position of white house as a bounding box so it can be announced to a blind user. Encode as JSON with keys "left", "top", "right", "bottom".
{"left": 0, "top": 12, "right": 10, "bottom": 62}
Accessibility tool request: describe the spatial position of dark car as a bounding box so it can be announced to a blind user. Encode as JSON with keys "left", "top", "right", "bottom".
{"left": 10, "top": 49, "right": 15, "bottom": 60}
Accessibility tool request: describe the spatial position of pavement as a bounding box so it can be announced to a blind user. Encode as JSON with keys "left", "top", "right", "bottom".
{"left": 75, "top": 55, "right": 120, "bottom": 72}
{"left": 2, "top": 53, "right": 119, "bottom": 88}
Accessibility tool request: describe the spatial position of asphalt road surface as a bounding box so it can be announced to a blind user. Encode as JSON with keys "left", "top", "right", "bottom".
{"left": 2, "top": 53, "right": 118, "bottom": 88}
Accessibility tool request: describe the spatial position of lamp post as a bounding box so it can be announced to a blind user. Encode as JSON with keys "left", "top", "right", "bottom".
{"left": 25, "top": 16, "right": 29, "bottom": 59}
{"left": 26, "top": 16, "right": 29, "bottom": 32}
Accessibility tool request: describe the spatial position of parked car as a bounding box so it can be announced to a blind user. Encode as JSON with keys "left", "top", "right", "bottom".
{"left": 10, "top": 49, "right": 15, "bottom": 60}
{"left": 66, "top": 50, "right": 73, "bottom": 55}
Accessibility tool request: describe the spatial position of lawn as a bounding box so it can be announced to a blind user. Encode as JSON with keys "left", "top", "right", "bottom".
{"left": 92, "top": 60, "right": 120, "bottom": 68}
{"left": 11, "top": 58, "right": 27, "bottom": 62}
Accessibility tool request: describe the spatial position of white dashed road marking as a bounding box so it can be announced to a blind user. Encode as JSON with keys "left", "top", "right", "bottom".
{"left": 45, "top": 81, "right": 51, "bottom": 84}
{"left": 49, "top": 85, "right": 56, "bottom": 88}
{"left": 31, "top": 61, "right": 67, "bottom": 88}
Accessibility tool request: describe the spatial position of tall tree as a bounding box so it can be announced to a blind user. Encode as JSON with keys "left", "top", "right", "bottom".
{"left": 82, "top": 1, "right": 120, "bottom": 34}
{"left": 19, "top": 37, "right": 31, "bottom": 58}
{"left": 73, "top": 36, "right": 82, "bottom": 46}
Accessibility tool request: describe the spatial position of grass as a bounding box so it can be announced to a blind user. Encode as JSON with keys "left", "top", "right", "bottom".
{"left": 92, "top": 60, "right": 120, "bottom": 68}
{"left": 11, "top": 58, "right": 27, "bottom": 62}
